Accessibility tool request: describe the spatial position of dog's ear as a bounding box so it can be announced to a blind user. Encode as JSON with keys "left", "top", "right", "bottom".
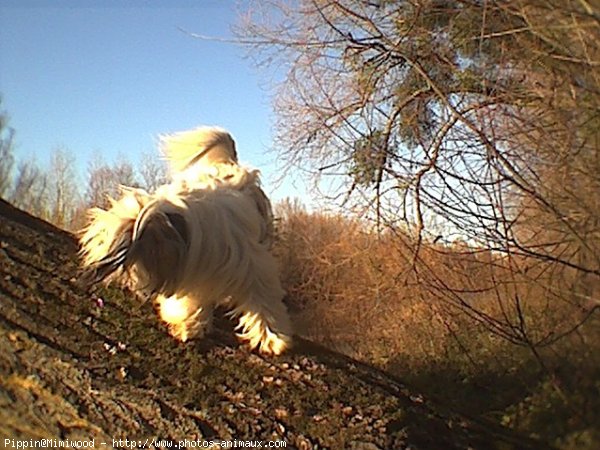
{"left": 165, "top": 212, "right": 189, "bottom": 247}
{"left": 160, "top": 126, "right": 237, "bottom": 173}
{"left": 127, "top": 206, "right": 189, "bottom": 294}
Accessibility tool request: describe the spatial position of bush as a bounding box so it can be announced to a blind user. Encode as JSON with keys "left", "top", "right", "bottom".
{"left": 273, "top": 200, "right": 600, "bottom": 449}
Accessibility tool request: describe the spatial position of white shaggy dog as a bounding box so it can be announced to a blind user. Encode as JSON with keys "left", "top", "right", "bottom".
{"left": 79, "top": 126, "right": 291, "bottom": 355}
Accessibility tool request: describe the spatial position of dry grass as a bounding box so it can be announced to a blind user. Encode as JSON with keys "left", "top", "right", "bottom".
{"left": 273, "top": 200, "right": 600, "bottom": 449}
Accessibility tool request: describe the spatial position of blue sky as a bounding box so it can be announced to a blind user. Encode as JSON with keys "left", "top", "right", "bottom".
{"left": 0, "top": 0, "right": 307, "bottom": 202}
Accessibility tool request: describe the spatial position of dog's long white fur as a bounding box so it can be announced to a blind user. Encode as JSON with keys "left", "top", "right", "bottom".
{"left": 79, "top": 126, "right": 291, "bottom": 355}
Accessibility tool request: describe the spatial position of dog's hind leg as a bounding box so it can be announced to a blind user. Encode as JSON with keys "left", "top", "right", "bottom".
{"left": 233, "top": 289, "right": 292, "bottom": 356}
{"left": 155, "top": 294, "right": 213, "bottom": 342}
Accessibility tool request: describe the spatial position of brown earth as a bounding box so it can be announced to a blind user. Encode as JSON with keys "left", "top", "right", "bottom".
{"left": 0, "top": 198, "right": 550, "bottom": 449}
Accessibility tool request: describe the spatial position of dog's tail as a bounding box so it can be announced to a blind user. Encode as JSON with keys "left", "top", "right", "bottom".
{"left": 160, "top": 126, "right": 238, "bottom": 174}
{"left": 79, "top": 188, "right": 189, "bottom": 293}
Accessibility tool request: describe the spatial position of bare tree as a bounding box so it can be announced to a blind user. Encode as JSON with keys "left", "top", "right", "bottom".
{"left": 0, "top": 101, "right": 15, "bottom": 197}
{"left": 139, "top": 150, "right": 167, "bottom": 193}
{"left": 85, "top": 155, "right": 139, "bottom": 209}
{"left": 10, "top": 160, "right": 50, "bottom": 220}
{"left": 47, "top": 147, "right": 79, "bottom": 229}
{"left": 236, "top": 0, "right": 599, "bottom": 347}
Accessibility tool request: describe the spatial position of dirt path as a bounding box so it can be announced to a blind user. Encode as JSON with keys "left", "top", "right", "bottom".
{"left": 0, "top": 199, "right": 548, "bottom": 449}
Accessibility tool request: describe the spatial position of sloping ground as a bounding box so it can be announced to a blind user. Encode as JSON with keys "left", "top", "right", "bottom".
{"left": 0, "top": 198, "right": 549, "bottom": 449}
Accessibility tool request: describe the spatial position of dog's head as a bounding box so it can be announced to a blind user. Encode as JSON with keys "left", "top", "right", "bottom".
{"left": 160, "top": 126, "right": 238, "bottom": 174}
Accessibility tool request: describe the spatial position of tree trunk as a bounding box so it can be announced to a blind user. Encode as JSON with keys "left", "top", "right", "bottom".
{"left": 0, "top": 198, "right": 548, "bottom": 449}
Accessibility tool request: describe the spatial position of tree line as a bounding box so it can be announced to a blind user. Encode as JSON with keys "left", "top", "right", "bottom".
{"left": 0, "top": 106, "right": 166, "bottom": 231}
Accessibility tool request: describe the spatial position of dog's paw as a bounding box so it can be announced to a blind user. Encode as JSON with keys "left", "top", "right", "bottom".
{"left": 257, "top": 329, "right": 291, "bottom": 356}
{"left": 235, "top": 312, "right": 291, "bottom": 355}
{"left": 167, "top": 322, "right": 191, "bottom": 342}
{"left": 157, "top": 295, "right": 189, "bottom": 325}
{"left": 156, "top": 296, "right": 211, "bottom": 342}
{"left": 168, "top": 308, "right": 213, "bottom": 342}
